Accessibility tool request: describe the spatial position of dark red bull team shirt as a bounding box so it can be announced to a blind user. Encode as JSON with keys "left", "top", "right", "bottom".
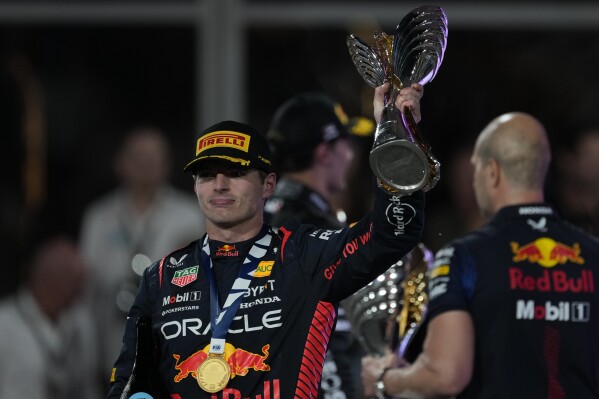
{"left": 107, "top": 188, "right": 424, "bottom": 399}
{"left": 427, "top": 204, "right": 599, "bottom": 398}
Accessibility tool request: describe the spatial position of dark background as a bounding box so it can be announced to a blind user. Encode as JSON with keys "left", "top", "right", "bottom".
{"left": 2, "top": 1, "right": 599, "bottom": 295}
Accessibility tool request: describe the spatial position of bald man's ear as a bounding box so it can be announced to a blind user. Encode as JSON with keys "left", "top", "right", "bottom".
{"left": 488, "top": 158, "right": 501, "bottom": 188}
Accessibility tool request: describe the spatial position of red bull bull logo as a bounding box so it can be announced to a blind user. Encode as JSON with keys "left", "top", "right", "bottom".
{"left": 511, "top": 238, "right": 584, "bottom": 267}
{"left": 173, "top": 343, "right": 271, "bottom": 383}
{"left": 215, "top": 245, "right": 239, "bottom": 257}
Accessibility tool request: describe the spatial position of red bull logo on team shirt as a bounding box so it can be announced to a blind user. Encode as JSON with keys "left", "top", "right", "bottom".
{"left": 511, "top": 237, "right": 584, "bottom": 267}
{"left": 173, "top": 343, "right": 271, "bottom": 383}
{"left": 509, "top": 238, "right": 594, "bottom": 294}
{"left": 215, "top": 244, "right": 239, "bottom": 257}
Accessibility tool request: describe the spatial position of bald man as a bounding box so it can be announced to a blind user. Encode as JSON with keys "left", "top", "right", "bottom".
{"left": 361, "top": 113, "right": 599, "bottom": 398}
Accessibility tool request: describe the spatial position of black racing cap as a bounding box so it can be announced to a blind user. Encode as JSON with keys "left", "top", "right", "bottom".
{"left": 184, "top": 120, "right": 272, "bottom": 173}
{"left": 267, "top": 93, "right": 351, "bottom": 153}
{"left": 267, "top": 93, "right": 356, "bottom": 172}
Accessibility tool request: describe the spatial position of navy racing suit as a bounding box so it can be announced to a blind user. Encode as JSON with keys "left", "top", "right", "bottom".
{"left": 108, "top": 188, "right": 424, "bottom": 399}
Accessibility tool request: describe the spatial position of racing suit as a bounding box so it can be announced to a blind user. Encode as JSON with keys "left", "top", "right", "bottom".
{"left": 108, "top": 187, "right": 424, "bottom": 399}
{"left": 427, "top": 204, "right": 599, "bottom": 398}
{"left": 264, "top": 177, "right": 365, "bottom": 398}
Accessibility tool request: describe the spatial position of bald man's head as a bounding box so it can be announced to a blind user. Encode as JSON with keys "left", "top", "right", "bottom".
{"left": 474, "top": 112, "right": 551, "bottom": 191}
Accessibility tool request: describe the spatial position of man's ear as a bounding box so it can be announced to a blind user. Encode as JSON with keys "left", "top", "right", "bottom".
{"left": 488, "top": 158, "right": 501, "bottom": 188}
{"left": 263, "top": 172, "right": 277, "bottom": 198}
{"left": 192, "top": 176, "right": 199, "bottom": 195}
{"left": 314, "top": 142, "right": 332, "bottom": 166}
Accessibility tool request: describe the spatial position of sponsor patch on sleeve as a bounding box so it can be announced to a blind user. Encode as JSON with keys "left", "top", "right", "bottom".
{"left": 430, "top": 265, "right": 450, "bottom": 279}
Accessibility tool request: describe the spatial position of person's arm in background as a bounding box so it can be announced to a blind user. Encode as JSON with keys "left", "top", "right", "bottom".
{"left": 362, "top": 310, "right": 474, "bottom": 398}
{"left": 362, "top": 240, "right": 476, "bottom": 398}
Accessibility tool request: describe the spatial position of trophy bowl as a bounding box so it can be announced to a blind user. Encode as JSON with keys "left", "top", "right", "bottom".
{"left": 347, "top": 5, "right": 448, "bottom": 194}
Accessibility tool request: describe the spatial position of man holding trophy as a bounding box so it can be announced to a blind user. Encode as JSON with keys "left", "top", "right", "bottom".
{"left": 107, "top": 3, "right": 448, "bottom": 397}
{"left": 107, "top": 83, "right": 429, "bottom": 399}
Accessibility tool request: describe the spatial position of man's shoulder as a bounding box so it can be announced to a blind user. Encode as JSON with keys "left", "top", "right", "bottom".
{"left": 150, "top": 240, "right": 198, "bottom": 270}
{"left": 440, "top": 223, "right": 495, "bottom": 252}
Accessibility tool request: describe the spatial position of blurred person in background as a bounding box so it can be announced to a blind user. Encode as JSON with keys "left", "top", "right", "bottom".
{"left": 79, "top": 126, "right": 206, "bottom": 377}
{"left": 265, "top": 92, "right": 356, "bottom": 228}
{"left": 332, "top": 116, "right": 378, "bottom": 223}
{"left": 554, "top": 128, "right": 599, "bottom": 236}
{"left": 0, "top": 234, "right": 103, "bottom": 399}
{"left": 264, "top": 93, "right": 382, "bottom": 398}
{"left": 361, "top": 112, "right": 599, "bottom": 398}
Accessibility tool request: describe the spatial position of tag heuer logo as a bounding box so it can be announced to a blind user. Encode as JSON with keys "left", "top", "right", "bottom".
{"left": 171, "top": 266, "right": 199, "bottom": 287}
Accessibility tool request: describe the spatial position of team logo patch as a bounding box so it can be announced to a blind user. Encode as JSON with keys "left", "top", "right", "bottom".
{"left": 254, "top": 261, "right": 274, "bottom": 278}
{"left": 169, "top": 254, "right": 188, "bottom": 267}
{"left": 215, "top": 244, "right": 239, "bottom": 257}
{"left": 171, "top": 266, "right": 199, "bottom": 287}
{"left": 511, "top": 238, "right": 584, "bottom": 267}
{"left": 196, "top": 131, "right": 250, "bottom": 155}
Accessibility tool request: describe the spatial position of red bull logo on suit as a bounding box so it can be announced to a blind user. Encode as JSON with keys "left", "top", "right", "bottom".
{"left": 173, "top": 343, "right": 271, "bottom": 383}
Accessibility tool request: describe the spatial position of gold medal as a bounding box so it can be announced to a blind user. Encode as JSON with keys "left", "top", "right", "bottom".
{"left": 196, "top": 354, "right": 231, "bottom": 393}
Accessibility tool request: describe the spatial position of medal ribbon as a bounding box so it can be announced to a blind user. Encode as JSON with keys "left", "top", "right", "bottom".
{"left": 200, "top": 224, "right": 273, "bottom": 354}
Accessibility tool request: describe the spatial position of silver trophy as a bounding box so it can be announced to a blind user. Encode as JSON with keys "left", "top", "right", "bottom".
{"left": 347, "top": 5, "right": 448, "bottom": 194}
{"left": 342, "top": 244, "right": 434, "bottom": 358}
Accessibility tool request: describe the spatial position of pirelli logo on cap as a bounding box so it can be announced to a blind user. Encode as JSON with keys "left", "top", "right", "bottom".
{"left": 196, "top": 131, "right": 251, "bottom": 155}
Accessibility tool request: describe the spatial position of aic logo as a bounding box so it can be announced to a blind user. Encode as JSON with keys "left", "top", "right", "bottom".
{"left": 511, "top": 238, "right": 584, "bottom": 267}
